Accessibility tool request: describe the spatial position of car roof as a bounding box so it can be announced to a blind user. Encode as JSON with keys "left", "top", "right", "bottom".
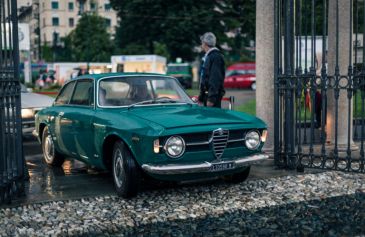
{"left": 73, "top": 72, "right": 168, "bottom": 81}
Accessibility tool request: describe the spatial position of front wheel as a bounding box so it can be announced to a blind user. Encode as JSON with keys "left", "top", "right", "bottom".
{"left": 224, "top": 166, "right": 251, "bottom": 184}
{"left": 112, "top": 141, "right": 140, "bottom": 198}
{"left": 251, "top": 82, "right": 256, "bottom": 90}
{"left": 42, "top": 126, "right": 65, "bottom": 166}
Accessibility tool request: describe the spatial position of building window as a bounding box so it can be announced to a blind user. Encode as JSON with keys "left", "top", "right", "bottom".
{"left": 68, "top": 2, "right": 74, "bottom": 11}
{"left": 90, "top": 3, "right": 96, "bottom": 11}
{"left": 69, "top": 18, "right": 74, "bottom": 27}
{"left": 105, "top": 18, "right": 111, "bottom": 28}
{"left": 43, "top": 18, "right": 46, "bottom": 27}
{"left": 51, "top": 1, "right": 59, "bottom": 10}
{"left": 53, "top": 32, "right": 59, "bottom": 46}
{"left": 52, "top": 17, "right": 59, "bottom": 26}
{"left": 104, "top": 3, "right": 111, "bottom": 11}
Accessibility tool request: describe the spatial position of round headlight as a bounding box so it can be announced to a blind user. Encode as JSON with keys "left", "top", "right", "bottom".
{"left": 164, "top": 136, "right": 185, "bottom": 158}
{"left": 245, "top": 131, "right": 261, "bottom": 150}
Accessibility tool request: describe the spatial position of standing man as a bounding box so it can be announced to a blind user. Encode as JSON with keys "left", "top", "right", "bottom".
{"left": 198, "top": 32, "right": 225, "bottom": 108}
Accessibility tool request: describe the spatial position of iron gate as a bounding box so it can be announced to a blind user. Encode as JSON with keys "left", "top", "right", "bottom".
{"left": 0, "top": 0, "right": 25, "bottom": 204}
{"left": 274, "top": 0, "right": 365, "bottom": 173}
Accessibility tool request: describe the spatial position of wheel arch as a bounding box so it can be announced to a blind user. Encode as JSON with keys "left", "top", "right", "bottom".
{"left": 102, "top": 133, "right": 137, "bottom": 171}
{"left": 38, "top": 122, "right": 47, "bottom": 142}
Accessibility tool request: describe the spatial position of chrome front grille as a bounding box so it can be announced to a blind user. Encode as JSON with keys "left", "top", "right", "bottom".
{"left": 211, "top": 128, "right": 229, "bottom": 159}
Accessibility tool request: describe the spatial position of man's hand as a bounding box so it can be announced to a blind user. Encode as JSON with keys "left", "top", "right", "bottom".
{"left": 207, "top": 101, "right": 214, "bottom": 107}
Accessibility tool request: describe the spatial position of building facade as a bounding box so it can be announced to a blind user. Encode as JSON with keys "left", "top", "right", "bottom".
{"left": 18, "top": 0, "right": 118, "bottom": 61}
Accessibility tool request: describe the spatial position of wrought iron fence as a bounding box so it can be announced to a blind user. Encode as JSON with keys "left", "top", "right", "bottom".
{"left": 274, "top": 0, "right": 365, "bottom": 173}
{"left": 0, "top": 0, "right": 25, "bottom": 205}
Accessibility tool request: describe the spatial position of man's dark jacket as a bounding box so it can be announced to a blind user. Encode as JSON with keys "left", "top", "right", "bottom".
{"left": 198, "top": 48, "right": 225, "bottom": 107}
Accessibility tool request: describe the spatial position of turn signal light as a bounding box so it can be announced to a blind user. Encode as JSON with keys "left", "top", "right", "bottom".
{"left": 261, "top": 130, "right": 268, "bottom": 143}
{"left": 153, "top": 139, "right": 160, "bottom": 153}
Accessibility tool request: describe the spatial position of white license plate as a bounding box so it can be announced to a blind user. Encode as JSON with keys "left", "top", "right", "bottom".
{"left": 210, "top": 162, "right": 235, "bottom": 172}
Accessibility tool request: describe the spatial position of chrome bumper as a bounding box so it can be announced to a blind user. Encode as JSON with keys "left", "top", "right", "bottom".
{"left": 141, "top": 153, "right": 269, "bottom": 175}
{"left": 32, "top": 129, "right": 39, "bottom": 138}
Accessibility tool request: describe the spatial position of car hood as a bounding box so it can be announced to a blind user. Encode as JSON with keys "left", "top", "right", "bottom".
{"left": 21, "top": 92, "right": 54, "bottom": 109}
{"left": 128, "top": 105, "right": 263, "bottom": 129}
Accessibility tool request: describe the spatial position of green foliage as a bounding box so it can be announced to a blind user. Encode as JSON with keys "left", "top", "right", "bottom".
{"left": 235, "top": 99, "right": 256, "bottom": 115}
{"left": 153, "top": 42, "right": 170, "bottom": 61}
{"left": 70, "top": 14, "right": 114, "bottom": 62}
{"left": 110, "top": 0, "right": 255, "bottom": 62}
{"left": 51, "top": 14, "right": 114, "bottom": 62}
{"left": 41, "top": 43, "right": 53, "bottom": 62}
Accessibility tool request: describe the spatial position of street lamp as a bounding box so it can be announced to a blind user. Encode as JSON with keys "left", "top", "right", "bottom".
{"left": 33, "top": 2, "right": 41, "bottom": 61}
{"left": 52, "top": 30, "right": 59, "bottom": 62}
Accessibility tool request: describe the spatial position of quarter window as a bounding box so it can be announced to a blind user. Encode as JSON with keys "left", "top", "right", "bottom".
{"left": 55, "top": 81, "right": 76, "bottom": 105}
{"left": 70, "top": 80, "right": 94, "bottom": 106}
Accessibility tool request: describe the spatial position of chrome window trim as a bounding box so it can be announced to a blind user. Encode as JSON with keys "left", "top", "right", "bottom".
{"left": 96, "top": 75, "right": 193, "bottom": 108}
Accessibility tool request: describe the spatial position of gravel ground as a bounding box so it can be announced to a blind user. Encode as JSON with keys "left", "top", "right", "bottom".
{"left": 0, "top": 171, "right": 364, "bottom": 237}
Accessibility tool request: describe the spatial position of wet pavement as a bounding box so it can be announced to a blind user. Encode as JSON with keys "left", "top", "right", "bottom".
{"left": 11, "top": 135, "right": 321, "bottom": 207}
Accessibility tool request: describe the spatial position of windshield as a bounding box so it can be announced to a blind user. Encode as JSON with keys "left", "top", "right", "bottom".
{"left": 226, "top": 69, "right": 256, "bottom": 77}
{"left": 98, "top": 76, "right": 193, "bottom": 107}
{"left": 167, "top": 66, "right": 190, "bottom": 74}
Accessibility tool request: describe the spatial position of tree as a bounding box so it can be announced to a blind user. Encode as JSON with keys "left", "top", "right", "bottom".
{"left": 110, "top": 0, "right": 248, "bottom": 62}
{"left": 68, "top": 13, "right": 114, "bottom": 62}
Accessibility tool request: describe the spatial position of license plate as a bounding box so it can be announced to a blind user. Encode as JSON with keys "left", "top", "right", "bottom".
{"left": 210, "top": 162, "right": 235, "bottom": 172}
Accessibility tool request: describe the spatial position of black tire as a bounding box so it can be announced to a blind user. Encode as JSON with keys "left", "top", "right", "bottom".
{"left": 224, "top": 166, "right": 251, "bottom": 184}
{"left": 112, "top": 141, "right": 141, "bottom": 198}
{"left": 42, "top": 126, "right": 65, "bottom": 167}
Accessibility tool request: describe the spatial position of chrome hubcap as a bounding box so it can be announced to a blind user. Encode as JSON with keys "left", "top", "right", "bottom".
{"left": 44, "top": 135, "right": 54, "bottom": 163}
{"left": 113, "top": 149, "right": 124, "bottom": 188}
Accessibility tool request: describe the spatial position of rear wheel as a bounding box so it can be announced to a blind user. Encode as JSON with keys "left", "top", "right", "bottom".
{"left": 42, "top": 126, "right": 65, "bottom": 166}
{"left": 112, "top": 141, "right": 140, "bottom": 198}
{"left": 224, "top": 166, "right": 251, "bottom": 184}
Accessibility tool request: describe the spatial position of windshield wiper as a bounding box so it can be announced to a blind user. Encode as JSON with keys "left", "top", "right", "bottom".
{"left": 154, "top": 98, "right": 180, "bottom": 103}
{"left": 127, "top": 99, "right": 155, "bottom": 110}
{"left": 128, "top": 98, "right": 188, "bottom": 110}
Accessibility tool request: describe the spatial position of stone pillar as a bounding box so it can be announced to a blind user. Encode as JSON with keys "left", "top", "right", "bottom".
{"left": 327, "top": 0, "right": 355, "bottom": 149}
{"left": 256, "top": 0, "right": 275, "bottom": 151}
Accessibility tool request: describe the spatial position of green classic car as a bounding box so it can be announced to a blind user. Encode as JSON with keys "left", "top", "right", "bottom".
{"left": 33, "top": 73, "right": 268, "bottom": 198}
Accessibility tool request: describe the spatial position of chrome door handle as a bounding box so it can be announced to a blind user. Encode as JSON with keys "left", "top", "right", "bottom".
{"left": 59, "top": 112, "right": 64, "bottom": 116}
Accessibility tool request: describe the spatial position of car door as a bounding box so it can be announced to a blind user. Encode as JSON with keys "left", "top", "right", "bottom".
{"left": 67, "top": 79, "right": 95, "bottom": 162}
{"left": 52, "top": 80, "right": 76, "bottom": 156}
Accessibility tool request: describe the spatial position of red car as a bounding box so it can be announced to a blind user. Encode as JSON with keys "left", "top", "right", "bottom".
{"left": 224, "top": 63, "right": 256, "bottom": 90}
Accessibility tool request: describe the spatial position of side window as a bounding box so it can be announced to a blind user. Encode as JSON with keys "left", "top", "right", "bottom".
{"left": 54, "top": 81, "right": 76, "bottom": 105}
{"left": 70, "top": 80, "right": 94, "bottom": 106}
